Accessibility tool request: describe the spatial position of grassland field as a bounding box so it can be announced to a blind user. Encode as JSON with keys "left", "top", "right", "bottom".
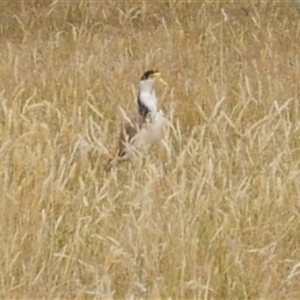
{"left": 0, "top": 1, "right": 300, "bottom": 299}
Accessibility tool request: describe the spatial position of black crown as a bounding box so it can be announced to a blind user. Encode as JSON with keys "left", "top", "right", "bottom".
{"left": 140, "top": 69, "right": 159, "bottom": 80}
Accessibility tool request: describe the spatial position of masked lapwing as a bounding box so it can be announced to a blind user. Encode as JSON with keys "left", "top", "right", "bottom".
{"left": 106, "top": 69, "right": 168, "bottom": 170}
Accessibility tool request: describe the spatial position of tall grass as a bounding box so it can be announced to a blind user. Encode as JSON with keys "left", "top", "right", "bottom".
{"left": 0, "top": 1, "right": 300, "bottom": 298}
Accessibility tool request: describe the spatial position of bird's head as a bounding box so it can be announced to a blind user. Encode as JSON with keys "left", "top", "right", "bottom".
{"left": 139, "top": 70, "right": 168, "bottom": 91}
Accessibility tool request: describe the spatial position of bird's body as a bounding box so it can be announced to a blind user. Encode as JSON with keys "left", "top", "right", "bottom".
{"left": 107, "top": 70, "right": 168, "bottom": 169}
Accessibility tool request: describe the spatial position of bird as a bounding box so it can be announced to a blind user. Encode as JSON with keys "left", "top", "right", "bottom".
{"left": 106, "top": 69, "right": 168, "bottom": 170}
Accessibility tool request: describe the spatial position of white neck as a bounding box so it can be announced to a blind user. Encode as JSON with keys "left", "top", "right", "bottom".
{"left": 138, "top": 80, "right": 158, "bottom": 116}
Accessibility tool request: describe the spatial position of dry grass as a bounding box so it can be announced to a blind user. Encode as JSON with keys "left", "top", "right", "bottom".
{"left": 1, "top": 1, "right": 300, "bottom": 299}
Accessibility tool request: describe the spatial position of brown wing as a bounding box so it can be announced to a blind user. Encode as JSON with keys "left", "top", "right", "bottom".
{"left": 118, "top": 112, "right": 145, "bottom": 157}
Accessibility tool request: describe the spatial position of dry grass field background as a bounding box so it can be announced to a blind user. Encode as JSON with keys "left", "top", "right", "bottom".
{"left": 1, "top": 1, "right": 300, "bottom": 299}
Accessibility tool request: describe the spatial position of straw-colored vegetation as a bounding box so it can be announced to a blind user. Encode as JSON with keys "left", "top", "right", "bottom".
{"left": 0, "top": 1, "right": 300, "bottom": 298}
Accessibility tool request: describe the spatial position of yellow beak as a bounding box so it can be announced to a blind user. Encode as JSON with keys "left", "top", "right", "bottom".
{"left": 153, "top": 72, "right": 168, "bottom": 86}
